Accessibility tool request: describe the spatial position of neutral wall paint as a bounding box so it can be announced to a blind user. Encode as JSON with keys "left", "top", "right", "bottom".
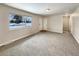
{"left": 69, "top": 7, "right": 79, "bottom": 44}
{"left": 70, "top": 15, "right": 79, "bottom": 44}
{"left": 0, "top": 5, "right": 42, "bottom": 46}
{"left": 47, "top": 15, "right": 63, "bottom": 33}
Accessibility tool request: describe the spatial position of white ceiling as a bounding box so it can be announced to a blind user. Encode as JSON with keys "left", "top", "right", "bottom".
{"left": 5, "top": 3, "right": 79, "bottom": 15}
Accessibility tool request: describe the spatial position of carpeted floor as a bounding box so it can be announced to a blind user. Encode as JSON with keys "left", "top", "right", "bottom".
{"left": 0, "top": 31, "right": 79, "bottom": 56}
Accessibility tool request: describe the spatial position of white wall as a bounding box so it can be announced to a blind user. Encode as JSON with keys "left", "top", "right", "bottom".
{"left": 70, "top": 15, "right": 79, "bottom": 43}
{"left": 69, "top": 7, "right": 79, "bottom": 44}
{"left": 47, "top": 15, "right": 63, "bottom": 33}
{"left": 0, "top": 5, "right": 42, "bottom": 46}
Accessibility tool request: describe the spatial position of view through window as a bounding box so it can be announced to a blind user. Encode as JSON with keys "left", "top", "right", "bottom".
{"left": 9, "top": 13, "right": 32, "bottom": 30}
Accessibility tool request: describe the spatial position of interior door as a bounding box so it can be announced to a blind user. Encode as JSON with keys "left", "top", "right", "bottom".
{"left": 39, "top": 17, "right": 43, "bottom": 30}
{"left": 43, "top": 17, "right": 48, "bottom": 31}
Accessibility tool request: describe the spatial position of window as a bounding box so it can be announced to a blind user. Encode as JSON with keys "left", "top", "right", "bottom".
{"left": 9, "top": 13, "right": 32, "bottom": 30}
{"left": 25, "top": 16, "right": 32, "bottom": 27}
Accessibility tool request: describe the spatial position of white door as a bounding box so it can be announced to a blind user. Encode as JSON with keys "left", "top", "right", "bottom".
{"left": 43, "top": 17, "right": 48, "bottom": 30}
{"left": 39, "top": 17, "right": 43, "bottom": 30}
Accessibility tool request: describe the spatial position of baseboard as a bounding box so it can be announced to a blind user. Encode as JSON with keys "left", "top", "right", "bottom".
{"left": 71, "top": 33, "right": 79, "bottom": 44}
{"left": 40, "top": 30, "right": 48, "bottom": 32}
{"left": 47, "top": 30, "right": 63, "bottom": 34}
{"left": 0, "top": 30, "right": 63, "bottom": 47}
{"left": 0, "top": 31, "right": 40, "bottom": 47}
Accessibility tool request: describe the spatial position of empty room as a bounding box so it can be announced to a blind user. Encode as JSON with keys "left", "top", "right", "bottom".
{"left": 0, "top": 3, "right": 79, "bottom": 56}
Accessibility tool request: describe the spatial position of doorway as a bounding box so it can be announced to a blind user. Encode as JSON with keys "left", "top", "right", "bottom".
{"left": 63, "top": 16, "right": 70, "bottom": 32}
{"left": 40, "top": 17, "right": 48, "bottom": 32}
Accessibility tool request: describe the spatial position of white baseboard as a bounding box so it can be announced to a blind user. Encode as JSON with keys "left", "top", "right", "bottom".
{"left": 0, "top": 31, "right": 40, "bottom": 47}
{"left": 71, "top": 32, "right": 79, "bottom": 44}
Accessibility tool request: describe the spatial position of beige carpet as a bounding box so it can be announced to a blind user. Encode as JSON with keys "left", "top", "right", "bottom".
{"left": 0, "top": 31, "right": 79, "bottom": 56}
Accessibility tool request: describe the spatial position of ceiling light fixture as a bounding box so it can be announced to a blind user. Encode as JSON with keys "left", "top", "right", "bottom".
{"left": 46, "top": 8, "right": 51, "bottom": 12}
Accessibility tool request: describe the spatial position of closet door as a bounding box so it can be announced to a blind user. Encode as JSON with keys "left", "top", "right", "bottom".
{"left": 39, "top": 17, "right": 43, "bottom": 30}
{"left": 43, "top": 17, "right": 48, "bottom": 31}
